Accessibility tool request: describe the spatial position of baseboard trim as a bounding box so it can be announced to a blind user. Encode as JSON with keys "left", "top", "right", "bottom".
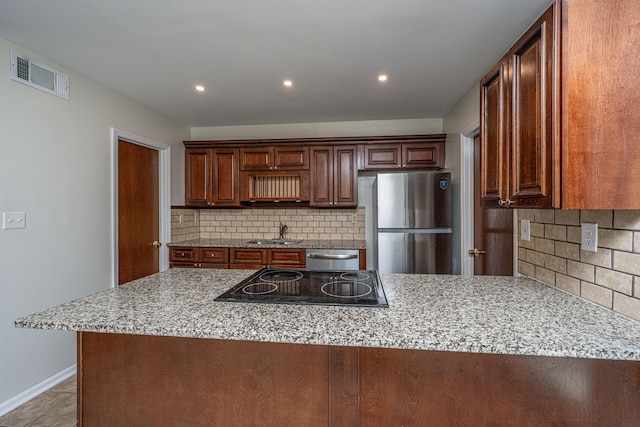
{"left": 0, "top": 364, "right": 76, "bottom": 417}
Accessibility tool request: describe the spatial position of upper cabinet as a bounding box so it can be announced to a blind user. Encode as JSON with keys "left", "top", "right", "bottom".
{"left": 184, "top": 134, "right": 445, "bottom": 209}
{"left": 362, "top": 142, "right": 445, "bottom": 170}
{"left": 239, "top": 146, "right": 309, "bottom": 171}
{"left": 310, "top": 145, "right": 358, "bottom": 208}
{"left": 560, "top": 0, "right": 640, "bottom": 209}
{"left": 480, "top": 5, "right": 555, "bottom": 208}
{"left": 481, "top": 0, "right": 640, "bottom": 210}
{"left": 185, "top": 148, "right": 240, "bottom": 207}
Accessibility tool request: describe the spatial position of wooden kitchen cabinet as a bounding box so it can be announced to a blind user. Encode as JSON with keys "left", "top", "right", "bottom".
{"left": 239, "top": 146, "right": 309, "bottom": 171}
{"left": 170, "top": 247, "right": 229, "bottom": 268}
{"left": 229, "top": 247, "right": 306, "bottom": 269}
{"left": 481, "top": 0, "right": 640, "bottom": 210}
{"left": 268, "top": 248, "right": 306, "bottom": 268}
{"left": 480, "top": 5, "right": 555, "bottom": 208}
{"left": 185, "top": 148, "right": 240, "bottom": 207}
{"left": 310, "top": 145, "right": 358, "bottom": 208}
{"left": 362, "top": 142, "right": 444, "bottom": 170}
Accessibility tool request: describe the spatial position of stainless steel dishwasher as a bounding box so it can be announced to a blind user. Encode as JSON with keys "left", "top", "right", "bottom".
{"left": 306, "top": 249, "right": 360, "bottom": 270}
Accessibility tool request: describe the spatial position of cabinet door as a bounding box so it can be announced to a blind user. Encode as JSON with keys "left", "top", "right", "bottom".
{"left": 309, "top": 146, "right": 334, "bottom": 207}
{"left": 229, "top": 248, "right": 267, "bottom": 266}
{"left": 480, "top": 60, "right": 510, "bottom": 207}
{"left": 333, "top": 146, "right": 358, "bottom": 207}
{"left": 362, "top": 144, "right": 401, "bottom": 169}
{"left": 239, "top": 147, "right": 272, "bottom": 170}
{"left": 402, "top": 143, "right": 444, "bottom": 169}
{"left": 268, "top": 249, "right": 306, "bottom": 268}
{"left": 185, "top": 149, "right": 212, "bottom": 207}
{"left": 274, "top": 146, "right": 309, "bottom": 170}
{"left": 212, "top": 149, "right": 240, "bottom": 207}
{"left": 509, "top": 6, "right": 554, "bottom": 208}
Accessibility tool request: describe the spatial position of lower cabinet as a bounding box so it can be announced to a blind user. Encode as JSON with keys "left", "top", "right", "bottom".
{"left": 229, "top": 248, "right": 306, "bottom": 269}
{"left": 171, "top": 246, "right": 307, "bottom": 270}
{"left": 169, "top": 247, "right": 229, "bottom": 268}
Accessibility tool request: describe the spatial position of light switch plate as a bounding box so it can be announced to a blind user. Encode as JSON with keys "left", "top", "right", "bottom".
{"left": 581, "top": 223, "right": 598, "bottom": 252}
{"left": 520, "top": 219, "right": 531, "bottom": 241}
{"left": 3, "top": 211, "right": 26, "bottom": 230}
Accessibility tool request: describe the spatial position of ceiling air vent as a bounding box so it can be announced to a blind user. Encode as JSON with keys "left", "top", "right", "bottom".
{"left": 10, "top": 50, "right": 69, "bottom": 100}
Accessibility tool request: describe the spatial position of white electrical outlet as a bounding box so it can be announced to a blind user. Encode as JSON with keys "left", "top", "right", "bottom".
{"left": 3, "top": 211, "right": 26, "bottom": 230}
{"left": 520, "top": 219, "right": 531, "bottom": 241}
{"left": 581, "top": 223, "right": 598, "bottom": 252}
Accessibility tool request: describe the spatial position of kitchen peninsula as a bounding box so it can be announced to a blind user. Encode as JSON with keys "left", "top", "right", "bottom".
{"left": 16, "top": 269, "right": 640, "bottom": 425}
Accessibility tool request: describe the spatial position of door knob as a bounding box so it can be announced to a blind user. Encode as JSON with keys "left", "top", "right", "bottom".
{"left": 468, "top": 248, "right": 486, "bottom": 258}
{"left": 152, "top": 241, "right": 162, "bottom": 248}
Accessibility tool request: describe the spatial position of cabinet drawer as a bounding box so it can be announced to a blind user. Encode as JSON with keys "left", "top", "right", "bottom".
{"left": 269, "top": 249, "right": 306, "bottom": 267}
{"left": 229, "top": 248, "right": 267, "bottom": 264}
{"left": 170, "top": 247, "right": 197, "bottom": 262}
{"left": 201, "top": 248, "right": 229, "bottom": 264}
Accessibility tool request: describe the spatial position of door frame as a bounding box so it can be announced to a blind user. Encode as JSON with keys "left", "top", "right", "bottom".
{"left": 459, "top": 120, "right": 518, "bottom": 276}
{"left": 110, "top": 128, "right": 171, "bottom": 287}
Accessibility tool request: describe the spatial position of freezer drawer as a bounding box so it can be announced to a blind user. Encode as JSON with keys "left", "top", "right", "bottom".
{"left": 378, "top": 232, "right": 452, "bottom": 274}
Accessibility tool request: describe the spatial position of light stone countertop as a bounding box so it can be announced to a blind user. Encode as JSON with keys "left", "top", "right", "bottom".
{"left": 15, "top": 268, "right": 640, "bottom": 361}
{"left": 167, "top": 238, "right": 366, "bottom": 249}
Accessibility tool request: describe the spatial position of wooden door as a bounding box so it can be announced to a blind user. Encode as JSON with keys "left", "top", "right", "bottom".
{"left": 118, "top": 140, "right": 159, "bottom": 284}
{"left": 402, "top": 143, "right": 444, "bottom": 169}
{"left": 510, "top": 5, "right": 555, "bottom": 207}
{"left": 185, "top": 148, "right": 211, "bottom": 207}
{"left": 333, "top": 145, "right": 358, "bottom": 207}
{"left": 480, "top": 59, "right": 510, "bottom": 207}
{"left": 362, "top": 144, "right": 401, "bottom": 169}
{"left": 473, "top": 136, "right": 513, "bottom": 275}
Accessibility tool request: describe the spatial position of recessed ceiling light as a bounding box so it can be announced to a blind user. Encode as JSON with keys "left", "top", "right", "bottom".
{"left": 283, "top": 80, "right": 293, "bottom": 87}
{"left": 195, "top": 85, "right": 206, "bottom": 92}
{"left": 378, "top": 74, "right": 388, "bottom": 82}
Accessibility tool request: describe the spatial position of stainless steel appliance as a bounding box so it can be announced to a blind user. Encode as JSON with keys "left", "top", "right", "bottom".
{"left": 215, "top": 267, "right": 388, "bottom": 307}
{"left": 306, "top": 249, "right": 360, "bottom": 270}
{"left": 364, "top": 171, "right": 452, "bottom": 274}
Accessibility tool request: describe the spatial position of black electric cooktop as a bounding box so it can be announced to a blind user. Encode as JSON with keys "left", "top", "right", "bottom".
{"left": 215, "top": 268, "right": 388, "bottom": 307}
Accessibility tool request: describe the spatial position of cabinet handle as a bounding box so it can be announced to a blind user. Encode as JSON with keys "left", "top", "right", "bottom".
{"left": 498, "top": 199, "right": 514, "bottom": 208}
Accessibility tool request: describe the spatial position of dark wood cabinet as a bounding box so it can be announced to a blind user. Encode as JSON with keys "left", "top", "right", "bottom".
{"left": 310, "top": 145, "right": 358, "bottom": 208}
{"left": 268, "top": 248, "right": 306, "bottom": 268}
{"left": 481, "top": 0, "right": 640, "bottom": 210}
{"left": 363, "top": 142, "right": 444, "bottom": 170}
{"left": 169, "top": 247, "right": 229, "bottom": 268}
{"left": 480, "top": 5, "right": 555, "bottom": 208}
{"left": 185, "top": 148, "right": 240, "bottom": 207}
{"left": 229, "top": 247, "right": 305, "bottom": 269}
{"left": 239, "top": 146, "right": 308, "bottom": 171}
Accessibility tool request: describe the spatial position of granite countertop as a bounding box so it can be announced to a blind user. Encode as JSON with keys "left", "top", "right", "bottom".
{"left": 167, "top": 238, "right": 366, "bottom": 250}
{"left": 15, "top": 269, "right": 640, "bottom": 361}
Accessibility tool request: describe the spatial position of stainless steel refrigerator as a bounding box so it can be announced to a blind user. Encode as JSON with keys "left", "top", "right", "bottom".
{"left": 370, "top": 171, "right": 452, "bottom": 274}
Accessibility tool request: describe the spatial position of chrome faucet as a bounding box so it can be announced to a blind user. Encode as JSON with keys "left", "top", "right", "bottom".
{"left": 278, "top": 221, "right": 288, "bottom": 240}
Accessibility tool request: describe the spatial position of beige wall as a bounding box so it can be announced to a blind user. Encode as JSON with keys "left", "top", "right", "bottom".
{"left": 0, "top": 38, "right": 189, "bottom": 408}
{"left": 517, "top": 210, "right": 640, "bottom": 321}
{"left": 191, "top": 118, "right": 443, "bottom": 140}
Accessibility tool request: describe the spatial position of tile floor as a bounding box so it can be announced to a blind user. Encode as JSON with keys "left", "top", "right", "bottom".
{"left": 0, "top": 375, "right": 77, "bottom": 427}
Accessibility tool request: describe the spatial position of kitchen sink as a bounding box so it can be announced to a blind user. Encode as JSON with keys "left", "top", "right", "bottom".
{"left": 245, "top": 239, "right": 303, "bottom": 245}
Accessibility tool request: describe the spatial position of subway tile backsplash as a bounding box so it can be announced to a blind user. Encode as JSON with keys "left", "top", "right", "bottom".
{"left": 518, "top": 209, "right": 640, "bottom": 321}
{"left": 171, "top": 207, "right": 365, "bottom": 241}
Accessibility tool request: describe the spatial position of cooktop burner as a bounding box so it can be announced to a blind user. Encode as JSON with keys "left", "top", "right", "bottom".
{"left": 215, "top": 268, "right": 388, "bottom": 307}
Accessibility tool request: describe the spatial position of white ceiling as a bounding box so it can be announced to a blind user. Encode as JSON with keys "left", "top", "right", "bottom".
{"left": 0, "top": 0, "right": 550, "bottom": 127}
